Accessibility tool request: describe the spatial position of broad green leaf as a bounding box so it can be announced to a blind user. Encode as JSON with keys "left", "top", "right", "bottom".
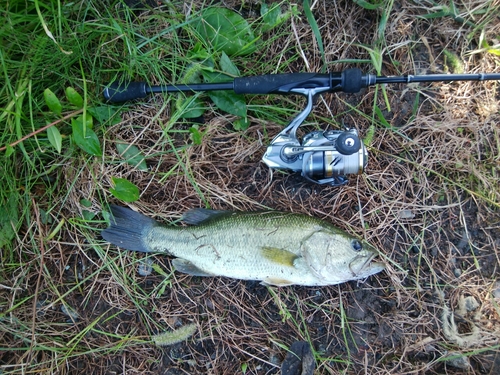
{"left": 202, "top": 69, "right": 232, "bottom": 85}
{"left": 65, "top": 87, "right": 84, "bottom": 108}
{"left": 200, "top": 49, "right": 247, "bottom": 120}
{"left": 185, "top": 44, "right": 216, "bottom": 81}
{"left": 176, "top": 96, "right": 206, "bottom": 119}
{"left": 260, "top": 3, "right": 296, "bottom": 33}
{"left": 47, "top": 125, "right": 62, "bottom": 153}
{"left": 80, "top": 198, "right": 92, "bottom": 208}
{"left": 208, "top": 91, "right": 247, "bottom": 117}
{"left": 4, "top": 144, "right": 15, "bottom": 157}
{"left": 189, "top": 126, "right": 203, "bottom": 145}
{"left": 82, "top": 210, "right": 95, "bottom": 221}
{"left": 79, "top": 113, "right": 93, "bottom": 129}
{"left": 116, "top": 143, "right": 148, "bottom": 171}
{"left": 88, "top": 106, "right": 122, "bottom": 126}
{"left": 44, "top": 88, "right": 62, "bottom": 115}
{"left": 188, "top": 42, "right": 212, "bottom": 60}
{"left": 220, "top": 52, "right": 240, "bottom": 76}
{"left": 71, "top": 115, "right": 102, "bottom": 156}
{"left": 195, "top": 7, "right": 257, "bottom": 56}
{"left": 233, "top": 116, "right": 250, "bottom": 131}
{"left": 260, "top": 3, "right": 282, "bottom": 33}
{"left": 110, "top": 177, "right": 140, "bottom": 202}
{"left": 101, "top": 209, "right": 111, "bottom": 222}
{"left": 40, "top": 209, "right": 53, "bottom": 224}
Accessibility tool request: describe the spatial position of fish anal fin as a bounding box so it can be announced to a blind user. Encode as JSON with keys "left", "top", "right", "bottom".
{"left": 261, "top": 247, "right": 299, "bottom": 267}
{"left": 261, "top": 277, "right": 295, "bottom": 287}
{"left": 172, "top": 258, "right": 214, "bottom": 277}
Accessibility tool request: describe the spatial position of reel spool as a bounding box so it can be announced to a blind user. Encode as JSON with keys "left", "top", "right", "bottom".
{"left": 300, "top": 129, "right": 367, "bottom": 185}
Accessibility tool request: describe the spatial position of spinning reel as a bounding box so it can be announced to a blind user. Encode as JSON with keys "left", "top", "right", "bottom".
{"left": 261, "top": 86, "right": 366, "bottom": 186}
{"left": 104, "top": 68, "right": 500, "bottom": 186}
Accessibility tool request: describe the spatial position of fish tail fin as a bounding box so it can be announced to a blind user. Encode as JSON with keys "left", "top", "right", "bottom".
{"left": 101, "top": 205, "right": 157, "bottom": 252}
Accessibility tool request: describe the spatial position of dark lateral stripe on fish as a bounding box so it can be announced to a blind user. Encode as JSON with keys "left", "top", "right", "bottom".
{"left": 101, "top": 205, "right": 156, "bottom": 252}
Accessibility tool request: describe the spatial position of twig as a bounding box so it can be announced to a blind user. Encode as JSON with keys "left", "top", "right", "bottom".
{"left": 0, "top": 109, "right": 83, "bottom": 152}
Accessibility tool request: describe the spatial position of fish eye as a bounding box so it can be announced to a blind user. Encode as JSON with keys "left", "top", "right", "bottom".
{"left": 351, "top": 240, "right": 363, "bottom": 252}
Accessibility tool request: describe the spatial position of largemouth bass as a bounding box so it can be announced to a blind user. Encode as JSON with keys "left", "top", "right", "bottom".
{"left": 101, "top": 205, "right": 384, "bottom": 286}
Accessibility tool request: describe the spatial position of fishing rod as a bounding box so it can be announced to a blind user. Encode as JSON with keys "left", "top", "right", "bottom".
{"left": 104, "top": 68, "right": 500, "bottom": 186}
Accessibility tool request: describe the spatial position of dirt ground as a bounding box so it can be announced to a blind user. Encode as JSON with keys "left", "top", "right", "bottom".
{"left": 2, "top": 1, "right": 500, "bottom": 374}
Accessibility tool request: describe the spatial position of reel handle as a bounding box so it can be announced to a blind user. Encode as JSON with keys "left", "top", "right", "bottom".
{"left": 335, "top": 132, "right": 361, "bottom": 155}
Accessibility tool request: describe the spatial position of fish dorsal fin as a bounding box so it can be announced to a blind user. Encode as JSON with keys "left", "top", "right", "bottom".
{"left": 172, "top": 258, "right": 214, "bottom": 277}
{"left": 181, "top": 208, "right": 230, "bottom": 225}
{"left": 261, "top": 247, "right": 299, "bottom": 267}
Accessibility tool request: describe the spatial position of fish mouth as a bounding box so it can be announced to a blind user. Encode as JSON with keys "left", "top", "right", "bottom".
{"left": 350, "top": 252, "right": 385, "bottom": 277}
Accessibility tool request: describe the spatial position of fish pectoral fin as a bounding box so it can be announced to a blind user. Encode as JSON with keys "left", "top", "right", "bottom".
{"left": 172, "top": 258, "right": 214, "bottom": 277}
{"left": 261, "top": 247, "right": 299, "bottom": 267}
{"left": 261, "top": 277, "right": 295, "bottom": 287}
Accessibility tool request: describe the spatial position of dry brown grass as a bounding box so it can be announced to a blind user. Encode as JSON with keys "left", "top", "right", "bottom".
{"left": 2, "top": 0, "right": 500, "bottom": 374}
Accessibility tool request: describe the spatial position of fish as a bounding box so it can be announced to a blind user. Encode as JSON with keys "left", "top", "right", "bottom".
{"left": 101, "top": 205, "right": 385, "bottom": 286}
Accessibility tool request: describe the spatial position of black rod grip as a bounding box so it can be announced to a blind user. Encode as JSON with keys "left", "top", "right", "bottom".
{"left": 104, "top": 81, "right": 148, "bottom": 102}
{"left": 341, "top": 68, "right": 364, "bottom": 93}
{"left": 233, "top": 73, "right": 331, "bottom": 94}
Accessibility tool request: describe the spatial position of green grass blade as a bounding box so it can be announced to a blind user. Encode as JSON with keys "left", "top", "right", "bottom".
{"left": 303, "top": 0, "right": 326, "bottom": 71}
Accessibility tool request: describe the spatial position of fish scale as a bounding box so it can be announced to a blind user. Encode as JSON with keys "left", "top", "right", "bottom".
{"left": 101, "top": 206, "right": 384, "bottom": 286}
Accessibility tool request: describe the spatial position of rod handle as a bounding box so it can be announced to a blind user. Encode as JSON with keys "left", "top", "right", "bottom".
{"left": 104, "top": 81, "right": 148, "bottom": 103}
{"left": 233, "top": 73, "right": 331, "bottom": 94}
{"left": 233, "top": 69, "right": 371, "bottom": 95}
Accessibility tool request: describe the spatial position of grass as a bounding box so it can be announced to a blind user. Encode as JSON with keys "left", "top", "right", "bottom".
{"left": 1, "top": 0, "right": 500, "bottom": 374}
